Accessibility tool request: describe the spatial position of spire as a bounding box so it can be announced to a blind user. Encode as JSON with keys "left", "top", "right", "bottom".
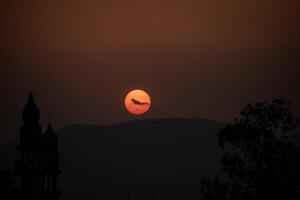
{"left": 49, "top": 112, "right": 52, "bottom": 123}
{"left": 43, "top": 123, "right": 57, "bottom": 139}
{"left": 45, "top": 123, "right": 54, "bottom": 134}
{"left": 22, "top": 92, "right": 40, "bottom": 126}
{"left": 42, "top": 123, "right": 58, "bottom": 152}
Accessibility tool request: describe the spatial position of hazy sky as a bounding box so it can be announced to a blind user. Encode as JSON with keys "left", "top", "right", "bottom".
{"left": 1, "top": 0, "right": 300, "bottom": 142}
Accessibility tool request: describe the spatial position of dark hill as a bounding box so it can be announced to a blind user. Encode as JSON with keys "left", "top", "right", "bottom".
{"left": 1, "top": 118, "right": 299, "bottom": 200}
{"left": 57, "top": 118, "right": 224, "bottom": 200}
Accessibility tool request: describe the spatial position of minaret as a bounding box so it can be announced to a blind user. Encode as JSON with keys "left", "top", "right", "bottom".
{"left": 16, "top": 92, "right": 43, "bottom": 200}
{"left": 41, "top": 123, "right": 61, "bottom": 200}
{"left": 15, "top": 92, "right": 61, "bottom": 200}
{"left": 18, "top": 92, "right": 42, "bottom": 151}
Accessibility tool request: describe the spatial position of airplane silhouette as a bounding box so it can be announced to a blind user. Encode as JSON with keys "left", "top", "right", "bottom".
{"left": 131, "top": 98, "right": 149, "bottom": 105}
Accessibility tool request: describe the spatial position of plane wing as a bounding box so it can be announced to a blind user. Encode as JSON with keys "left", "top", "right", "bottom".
{"left": 131, "top": 98, "right": 149, "bottom": 105}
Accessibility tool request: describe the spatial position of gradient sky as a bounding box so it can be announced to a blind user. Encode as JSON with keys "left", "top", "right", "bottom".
{"left": 1, "top": 0, "right": 300, "bottom": 142}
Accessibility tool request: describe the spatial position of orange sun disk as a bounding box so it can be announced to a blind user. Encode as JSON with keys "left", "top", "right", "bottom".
{"left": 125, "top": 89, "right": 151, "bottom": 115}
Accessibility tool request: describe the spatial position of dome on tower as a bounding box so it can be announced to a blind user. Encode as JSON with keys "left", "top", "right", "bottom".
{"left": 22, "top": 92, "right": 40, "bottom": 126}
{"left": 42, "top": 123, "right": 58, "bottom": 151}
{"left": 43, "top": 123, "right": 57, "bottom": 140}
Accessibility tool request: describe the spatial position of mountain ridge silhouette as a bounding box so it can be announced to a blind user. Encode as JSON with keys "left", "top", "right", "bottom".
{"left": 1, "top": 118, "right": 299, "bottom": 200}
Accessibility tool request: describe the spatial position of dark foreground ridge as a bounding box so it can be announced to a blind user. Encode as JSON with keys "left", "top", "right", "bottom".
{"left": 58, "top": 118, "right": 225, "bottom": 200}
{"left": 1, "top": 117, "right": 227, "bottom": 200}
{"left": 1, "top": 118, "right": 300, "bottom": 200}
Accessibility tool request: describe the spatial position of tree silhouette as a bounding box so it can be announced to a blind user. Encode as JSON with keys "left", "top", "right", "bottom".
{"left": 201, "top": 98, "right": 300, "bottom": 200}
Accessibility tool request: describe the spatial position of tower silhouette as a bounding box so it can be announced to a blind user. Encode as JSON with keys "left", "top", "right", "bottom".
{"left": 146, "top": 185, "right": 155, "bottom": 200}
{"left": 41, "top": 123, "right": 61, "bottom": 200}
{"left": 15, "top": 92, "right": 61, "bottom": 200}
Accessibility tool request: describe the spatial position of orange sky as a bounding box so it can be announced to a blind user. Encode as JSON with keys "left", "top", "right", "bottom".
{"left": 0, "top": 0, "right": 299, "bottom": 141}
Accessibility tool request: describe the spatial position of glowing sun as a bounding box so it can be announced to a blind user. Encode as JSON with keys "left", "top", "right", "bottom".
{"left": 125, "top": 89, "right": 151, "bottom": 115}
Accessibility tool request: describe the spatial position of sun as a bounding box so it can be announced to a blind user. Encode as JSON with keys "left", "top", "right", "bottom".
{"left": 125, "top": 89, "right": 151, "bottom": 115}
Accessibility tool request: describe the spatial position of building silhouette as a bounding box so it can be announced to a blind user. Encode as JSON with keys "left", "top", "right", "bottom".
{"left": 147, "top": 185, "right": 155, "bottom": 200}
{"left": 15, "top": 92, "right": 61, "bottom": 200}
